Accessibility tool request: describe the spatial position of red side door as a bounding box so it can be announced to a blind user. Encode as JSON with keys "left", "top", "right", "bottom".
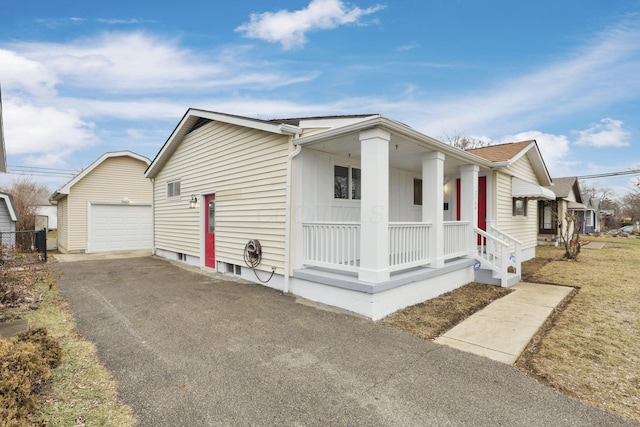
{"left": 457, "top": 177, "right": 487, "bottom": 243}
{"left": 205, "top": 194, "right": 215, "bottom": 268}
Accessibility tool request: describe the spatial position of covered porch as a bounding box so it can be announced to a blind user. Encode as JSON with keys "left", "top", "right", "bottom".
{"left": 291, "top": 119, "right": 521, "bottom": 299}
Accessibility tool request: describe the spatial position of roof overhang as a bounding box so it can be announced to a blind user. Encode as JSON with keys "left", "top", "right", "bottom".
{"left": 51, "top": 151, "right": 151, "bottom": 201}
{"left": 0, "top": 193, "right": 19, "bottom": 221}
{"left": 567, "top": 201, "right": 587, "bottom": 210}
{"left": 295, "top": 115, "right": 495, "bottom": 169}
{"left": 512, "top": 177, "right": 555, "bottom": 200}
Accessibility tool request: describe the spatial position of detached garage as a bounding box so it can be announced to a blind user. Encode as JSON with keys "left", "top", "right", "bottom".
{"left": 51, "top": 151, "right": 152, "bottom": 254}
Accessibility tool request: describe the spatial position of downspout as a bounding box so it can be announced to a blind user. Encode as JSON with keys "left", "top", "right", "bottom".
{"left": 150, "top": 177, "right": 156, "bottom": 256}
{"left": 284, "top": 138, "right": 302, "bottom": 294}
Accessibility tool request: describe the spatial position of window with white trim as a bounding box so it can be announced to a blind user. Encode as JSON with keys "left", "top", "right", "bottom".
{"left": 512, "top": 198, "right": 527, "bottom": 216}
{"left": 334, "top": 165, "right": 361, "bottom": 200}
{"left": 167, "top": 180, "right": 181, "bottom": 198}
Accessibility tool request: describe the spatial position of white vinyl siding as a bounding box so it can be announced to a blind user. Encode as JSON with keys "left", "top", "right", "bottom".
{"left": 152, "top": 121, "right": 290, "bottom": 271}
{"left": 65, "top": 157, "right": 152, "bottom": 252}
{"left": 495, "top": 154, "right": 539, "bottom": 257}
{"left": 57, "top": 198, "right": 68, "bottom": 252}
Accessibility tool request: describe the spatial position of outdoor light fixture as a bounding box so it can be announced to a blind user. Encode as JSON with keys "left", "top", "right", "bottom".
{"left": 189, "top": 195, "right": 198, "bottom": 209}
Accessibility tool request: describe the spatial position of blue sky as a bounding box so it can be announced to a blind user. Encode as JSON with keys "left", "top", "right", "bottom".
{"left": 0, "top": 0, "right": 639, "bottom": 197}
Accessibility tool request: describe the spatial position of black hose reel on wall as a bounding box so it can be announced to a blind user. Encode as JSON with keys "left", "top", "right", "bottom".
{"left": 243, "top": 239, "right": 275, "bottom": 283}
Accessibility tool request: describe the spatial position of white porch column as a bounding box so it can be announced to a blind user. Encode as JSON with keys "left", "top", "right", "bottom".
{"left": 423, "top": 152, "right": 445, "bottom": 268}
{"left": 359, "top": 128, "right": 390, "bottom": 283}
{"left": 459, "top": 165, "right": 479, "bottom": 253}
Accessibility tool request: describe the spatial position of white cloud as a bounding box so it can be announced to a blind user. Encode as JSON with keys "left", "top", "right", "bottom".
{"left": 397, "top": 42, "right": 420, "bottom": 52}
{"left": 235, "top": 0, "right": 384, "bottom": 50}
{"left": 3, "top": 99, "right": 96, "bottom": 167}
{"left": 0, "top": 49, "right": 59, "bottom": 96}
{"left": 573, "top": 118, "right": 630, "bottom": 147}
{"left": 5, "top": 33, "right": 318, "bottom": 95}
{"left": 497, "top": 131, "right": 571, "bottom": 177}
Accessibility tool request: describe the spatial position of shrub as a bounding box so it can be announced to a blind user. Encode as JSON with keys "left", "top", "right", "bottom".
{"left": 0, "top": 328, "right": 62, "bottom": 426}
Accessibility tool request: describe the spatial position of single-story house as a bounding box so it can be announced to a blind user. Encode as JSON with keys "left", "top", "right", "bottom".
{"left": 580, "top": 196, "right": 600, "bottom": 234}
{"left": 0, "top": 191, "right": 19, "bottom": 247}
{"left": 537, "top": 176, "right": 585, "bottom": 245}
{"left": 51, "top": 151, "right": 152, "bottom": 253}
{"left": 36, "top": 203, "right": 58, "bottom": 230}
{"left": 145, "top": 110, "right": 554, "bottom": 320}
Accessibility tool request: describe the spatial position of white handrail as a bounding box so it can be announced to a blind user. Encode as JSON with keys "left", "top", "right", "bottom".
{"left": 474, "top": 227, "right": 517, "bottom": 287}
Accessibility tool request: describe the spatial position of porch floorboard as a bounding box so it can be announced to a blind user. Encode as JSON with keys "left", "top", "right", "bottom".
{"left": 293, "top": 257, "right": 474, "bottom": 294}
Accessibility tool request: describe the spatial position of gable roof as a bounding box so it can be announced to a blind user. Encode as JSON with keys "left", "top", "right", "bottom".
{"left": 546, "top": 176, "right": 583, "bottom": 203}
{"left": 0, "top": 191, "right": 19, "bottom": 222}
{"left": 467, "top": 140, "right": 552, "bottom": 186}
{"left": 0, "top": 84, "right": 7, "bottom": 173}
{"left": 50, "top": 151, "right": 150, "bottom": 201}
{"left": 145, "top": 109, "right": 308, "bottom": 178}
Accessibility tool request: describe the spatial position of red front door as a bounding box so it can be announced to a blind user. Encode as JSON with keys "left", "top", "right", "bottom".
{"left": 457, "top": 177, "right": 487, "bottom": 243}
{"left": 205, "top": 194, "right": 215, "bottom": 268}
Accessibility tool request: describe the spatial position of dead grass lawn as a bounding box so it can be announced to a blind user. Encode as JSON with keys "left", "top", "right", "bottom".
{"left": 381, "top": 283, "right": 512, "bottom": 340}
{"left": 516, "top": 242, "right": 640, "bottom": 423}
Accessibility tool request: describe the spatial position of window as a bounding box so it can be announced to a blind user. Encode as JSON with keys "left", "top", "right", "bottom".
{"left": 586, "top": 211, "right": 594, "bottom": 227}
{"left": 413, "top": 179, "right": 422, "bottom": 206}
{"left": 334, "top": 165, "right": 361, "bottom": 200}
{"left": 512, "top": 198, "right": 527, "bottom": 216}
{"left": 167, "top": 180, "right": 181, "bottom": 198}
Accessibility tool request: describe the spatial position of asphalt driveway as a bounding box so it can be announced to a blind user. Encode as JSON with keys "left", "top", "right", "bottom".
{"left": 53, "top": 256, "right": 634, "bottom": 426}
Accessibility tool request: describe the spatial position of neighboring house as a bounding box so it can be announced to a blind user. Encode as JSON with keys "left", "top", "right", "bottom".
{"left": 145, "top": 110, "right": 554, "bottom": 320}
{"left": 581, "top": 196, "right": 600, "bottom": 234}
{"left": 50, "top": 151, "right": 152, "bottom": 253}
{"left": 36, "top": 203, "right": 58, "bottom": 230}
{"left": 466, "top": 141, "right": 555, "bottom": 262}
{"left": 537, "top": 176, "right": 586, "bottom": 245}
{"left": 0, "top": 191, "right": 19, "bottom": 247}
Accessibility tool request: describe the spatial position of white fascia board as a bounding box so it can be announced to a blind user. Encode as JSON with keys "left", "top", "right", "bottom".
{"left": 503, "top": 141, "right": 552, "bottom": 186}
{"left": 296, "top": 115, "right": 380, "bottom": 129}
{"left": 0, "top": 193, "right": 18, "bottom": 221}
{"left": 295, "top": 115, "right": 494, "bottom": 168}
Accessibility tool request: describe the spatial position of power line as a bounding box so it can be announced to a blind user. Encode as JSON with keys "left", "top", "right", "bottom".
{"left": 7, "top": 164, "right": 79, "bottom": 178}
{"left": 577, "top": 169, "right": 640, "bottom": 179}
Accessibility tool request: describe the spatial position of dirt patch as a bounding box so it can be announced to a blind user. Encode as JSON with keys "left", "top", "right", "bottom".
{"left": 380, "top": 282, "right": 512, "bottom": 340}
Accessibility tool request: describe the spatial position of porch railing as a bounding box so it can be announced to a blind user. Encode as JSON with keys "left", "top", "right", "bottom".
{"left": 302, "top": 221, "right": 478, "bottom": 275}
{"left": 388, "top": 222, "right": 431, "bottom": 271}
{"left": 443, "top": 221, "right": 470, "bottom": 260}
{"left": 302, "top": 222, "right": 361, "bottom": 272}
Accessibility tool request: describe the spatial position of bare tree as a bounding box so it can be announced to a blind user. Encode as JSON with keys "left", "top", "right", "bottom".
{"left": 442, "top": 131, "right": 489, "bottom": 150}
{"left": 621, "top": 185, "right": 640, "bottom": 224}
{"left": 561, "top": 210, "right": 582, "bottom": 260}
{"left": 1, "top": 175, "right": 51, "bottom": 231}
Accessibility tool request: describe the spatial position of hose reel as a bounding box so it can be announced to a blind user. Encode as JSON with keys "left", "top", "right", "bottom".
{"left": 243, "top": 239, "right": 274, "bottom": 283}
{"left": 243, "top": 239, "right": 262, "bottom": 268}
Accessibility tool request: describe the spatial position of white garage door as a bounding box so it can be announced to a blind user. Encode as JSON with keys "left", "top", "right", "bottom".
{"left": 89, "top": 204, "right": 152, "bottom": 252}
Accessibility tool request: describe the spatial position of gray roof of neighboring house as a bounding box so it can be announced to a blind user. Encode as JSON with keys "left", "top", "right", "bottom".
{"left": 547, "top": 176, "right": 582, "bottom": 202}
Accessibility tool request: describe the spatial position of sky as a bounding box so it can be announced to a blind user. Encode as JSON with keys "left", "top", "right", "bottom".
{"left": 0, "top": 0, "right": 639, "bottom": 198}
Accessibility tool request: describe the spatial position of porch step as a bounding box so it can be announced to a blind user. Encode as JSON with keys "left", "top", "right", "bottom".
{"left": 474, "top": 268, "right": 520, "bottom": 287}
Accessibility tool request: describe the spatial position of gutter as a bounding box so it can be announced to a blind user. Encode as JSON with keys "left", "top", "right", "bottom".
{"left": 283, "top": 138, "right": 302, "bottom": 294}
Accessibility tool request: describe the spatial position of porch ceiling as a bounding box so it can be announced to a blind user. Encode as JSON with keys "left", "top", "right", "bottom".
{"left": 301, "top": 130, "right": 471, "bottom": 175}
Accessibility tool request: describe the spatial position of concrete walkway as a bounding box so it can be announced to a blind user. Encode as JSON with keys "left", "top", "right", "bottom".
{"left": 52, "top": 250, "right": 152, "bottom": 262}
{"left": 435, "top": 282, "right": 574, "bottom": 364}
